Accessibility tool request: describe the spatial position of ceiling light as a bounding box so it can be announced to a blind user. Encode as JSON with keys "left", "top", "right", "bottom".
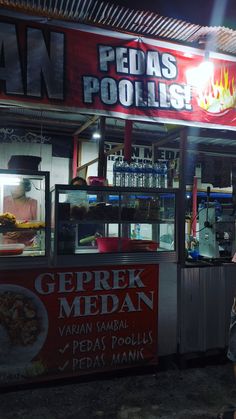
{"left": 0, "top": 176, "right": 21, "bottom": 186}
{"left": 92, "top": 131, "right": 101, "bottom": 140}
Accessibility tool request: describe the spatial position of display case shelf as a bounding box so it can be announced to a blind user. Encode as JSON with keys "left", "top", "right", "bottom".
{"left": 56, "top": 219, "right": 173, "bottom": 224}
{"left": 0, "top": 227, "right": 46, "bottom": 232}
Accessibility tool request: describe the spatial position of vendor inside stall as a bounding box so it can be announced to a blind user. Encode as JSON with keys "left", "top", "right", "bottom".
{"left": 4, "top": 179, "right": 37, "bottom": 221}
{"left": 3, "top": 179, "right": 37, "bottom": 246}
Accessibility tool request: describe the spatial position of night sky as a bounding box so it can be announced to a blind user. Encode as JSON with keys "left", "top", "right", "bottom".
{"left": 112, "top": 0, "right": 236, "bottom": 29}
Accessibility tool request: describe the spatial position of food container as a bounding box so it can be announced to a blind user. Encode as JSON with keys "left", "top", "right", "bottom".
{"left": 70, "top": 205, "right": 87, "bottom": 220}
{"left": 121, "top": 207, "right": 136, "bottom": 221}
{"left": 87, "top": 176, "right": 107, "bottom": 186}
{"left": 134, "top": 198, "right": 150, "bottom": 220}
{"left": 58, "top": 203, "right": 70, "bottom": 221}
{"left": 128, "top": 240, "right": 159, "bottom": 252}
{"left": 96, "top": 237, "right": 130, "bottom": 253}
{"left": 0, "top": 243, "right": 25, "bottom": 256}
{"left": 147, "top": 199, "right": 160, "bottom": 220}
{"left": 58, "top": 223, "right": 76, "bottom": 254}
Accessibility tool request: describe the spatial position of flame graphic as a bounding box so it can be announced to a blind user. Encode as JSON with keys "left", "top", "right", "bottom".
{"left": 197, "top": 68, "right": 236, "bottom": 113}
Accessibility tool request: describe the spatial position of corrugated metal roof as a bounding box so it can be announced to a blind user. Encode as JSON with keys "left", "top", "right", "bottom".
{"left": 1, "top": 0, "right": 236, "bottom": 55}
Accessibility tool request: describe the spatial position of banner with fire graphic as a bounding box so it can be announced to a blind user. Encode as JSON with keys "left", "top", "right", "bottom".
{"left": 1, "top": 16, "right": 236, "bottom": 129}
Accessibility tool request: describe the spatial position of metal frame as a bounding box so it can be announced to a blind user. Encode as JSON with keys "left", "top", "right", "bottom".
{"left": 51, "top": 184, "right": 179, "bottom": 267}
{"left": 0, "top": 168, "right": 50, "bottom": 269}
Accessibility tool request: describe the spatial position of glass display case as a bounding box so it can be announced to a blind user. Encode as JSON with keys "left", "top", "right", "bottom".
{"left": 51, "top": 185, "right": 177, "bottom": 259}
{"left": 0, "top": 169, "right": 50, "bottom": 262}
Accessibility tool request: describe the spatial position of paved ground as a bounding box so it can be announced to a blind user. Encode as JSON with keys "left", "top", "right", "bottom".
{"left": 0, "top": 362, "right": 236, "bottom": 419}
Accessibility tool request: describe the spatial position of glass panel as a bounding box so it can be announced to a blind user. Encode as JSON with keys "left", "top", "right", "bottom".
{"left": 153, "top": 138, "right": 180, "bottom": 189}
{"left": 185, "top": 147, "right": 236, "bottom": 263}
{"left": 159, "top": 192, "right": 176, "bottom": 251}
{"left": 120, "top": 192, "right": 161, "bottom": 222}
{"left": 0, "top": 172, "right": 47, "bottom": 257}
{"left": 55, "top": 188, "right": 120, "bottom": 254}
{"left": 53, "top": 186, "right": 176, "bottom": 255}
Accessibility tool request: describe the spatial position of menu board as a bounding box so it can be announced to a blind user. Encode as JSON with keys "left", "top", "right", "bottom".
{"left": 0, "top": 264, "right": 158, "bottom": 386}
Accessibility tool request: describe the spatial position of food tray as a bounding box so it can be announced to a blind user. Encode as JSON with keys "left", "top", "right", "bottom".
{"left": 129, "top": 240, "right": 159, "bottom": 251}
{"left": 0, "top": 243, "right": 25, "bottom": 256}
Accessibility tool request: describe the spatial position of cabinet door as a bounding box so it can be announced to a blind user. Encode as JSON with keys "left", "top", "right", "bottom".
{"left": 159, "top": 192, "right": 176, "bottom": 251}
{"left": 0, "top": 171, "right": 48, "bottom": 257}
{"left": 120, "top": 190, "right": 176, "bottom": 251}
{"left": 56, "top": 187, "right": 121, "bottom": 254}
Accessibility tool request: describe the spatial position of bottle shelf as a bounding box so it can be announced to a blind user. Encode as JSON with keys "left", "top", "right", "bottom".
{"left": 113, "top": 160, "right": 168, "bottom": 189}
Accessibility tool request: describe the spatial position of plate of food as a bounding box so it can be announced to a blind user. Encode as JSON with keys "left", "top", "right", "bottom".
{"left": 0, "top": 244, "right": 25, "bottom": 256}
{"left": 0, "top": 212, "right": 16, "bottom": 227}
{"left": 0, "top": 284, "right": 48, "bottom": 367}
{"left": 15, "top": 221, "right": 46, "bottom": 229}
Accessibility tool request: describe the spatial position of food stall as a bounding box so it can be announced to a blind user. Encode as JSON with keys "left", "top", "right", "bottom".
{"left": 0, "top": 173, "right": 178, "bottom": 386}
{"left": 0, "top": 2, "right": 236, "bottom": 386}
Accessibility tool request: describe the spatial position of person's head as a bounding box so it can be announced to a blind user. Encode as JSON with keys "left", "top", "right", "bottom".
{"left": 10, "top": 179, "right": 31, "bottom": 199}
{"left": 70, "top": 176, "right": 87, "bottom": 186}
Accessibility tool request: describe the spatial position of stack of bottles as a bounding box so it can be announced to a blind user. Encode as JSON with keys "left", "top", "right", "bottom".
{"left": 113, "top": 159, "right": 168, "bottom": 188}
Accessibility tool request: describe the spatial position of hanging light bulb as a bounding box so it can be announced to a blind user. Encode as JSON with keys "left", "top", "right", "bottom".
{"left": 92, "top": 119, "right": 101, "bottom": 139}
{"left": 92, "top": 130, "right": 101, "bottom": 139}
{"left": 186, "top": 45, "right": 214, "bottom": 88}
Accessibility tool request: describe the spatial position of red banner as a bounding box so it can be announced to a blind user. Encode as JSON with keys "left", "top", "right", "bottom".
{"left": 1, "top": 16, "right": 236, "bottom": 129}
{"left": 0, "top": 264, "right": 158, "bottom": 386}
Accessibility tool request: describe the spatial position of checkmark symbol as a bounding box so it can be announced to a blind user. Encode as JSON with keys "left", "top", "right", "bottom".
{"left": 59, "top": 343, "right": 70, "bottom": 354}
{"left": 59, "top": 360, "right": 69, "bottom": 371}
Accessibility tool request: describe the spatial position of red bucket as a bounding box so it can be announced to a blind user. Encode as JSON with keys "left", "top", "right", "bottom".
{"left": 96, "top": 237, "right": 130, "bottom": 253}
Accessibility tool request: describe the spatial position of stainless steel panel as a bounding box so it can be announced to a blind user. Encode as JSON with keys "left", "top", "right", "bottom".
{"left": 223, "top": 264, "right": 236, "bottom": 341}
{"left": 202, "top": 266, "right": 226, "bottom": 350}
{"left": 179, "top": 266, "right": 226, "bottom": 354}
{"left": 179, "top": 267, "right": 201, "bottom": 353}
{"left": 158, "top": 263, "right": 178, "bottom": 356}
